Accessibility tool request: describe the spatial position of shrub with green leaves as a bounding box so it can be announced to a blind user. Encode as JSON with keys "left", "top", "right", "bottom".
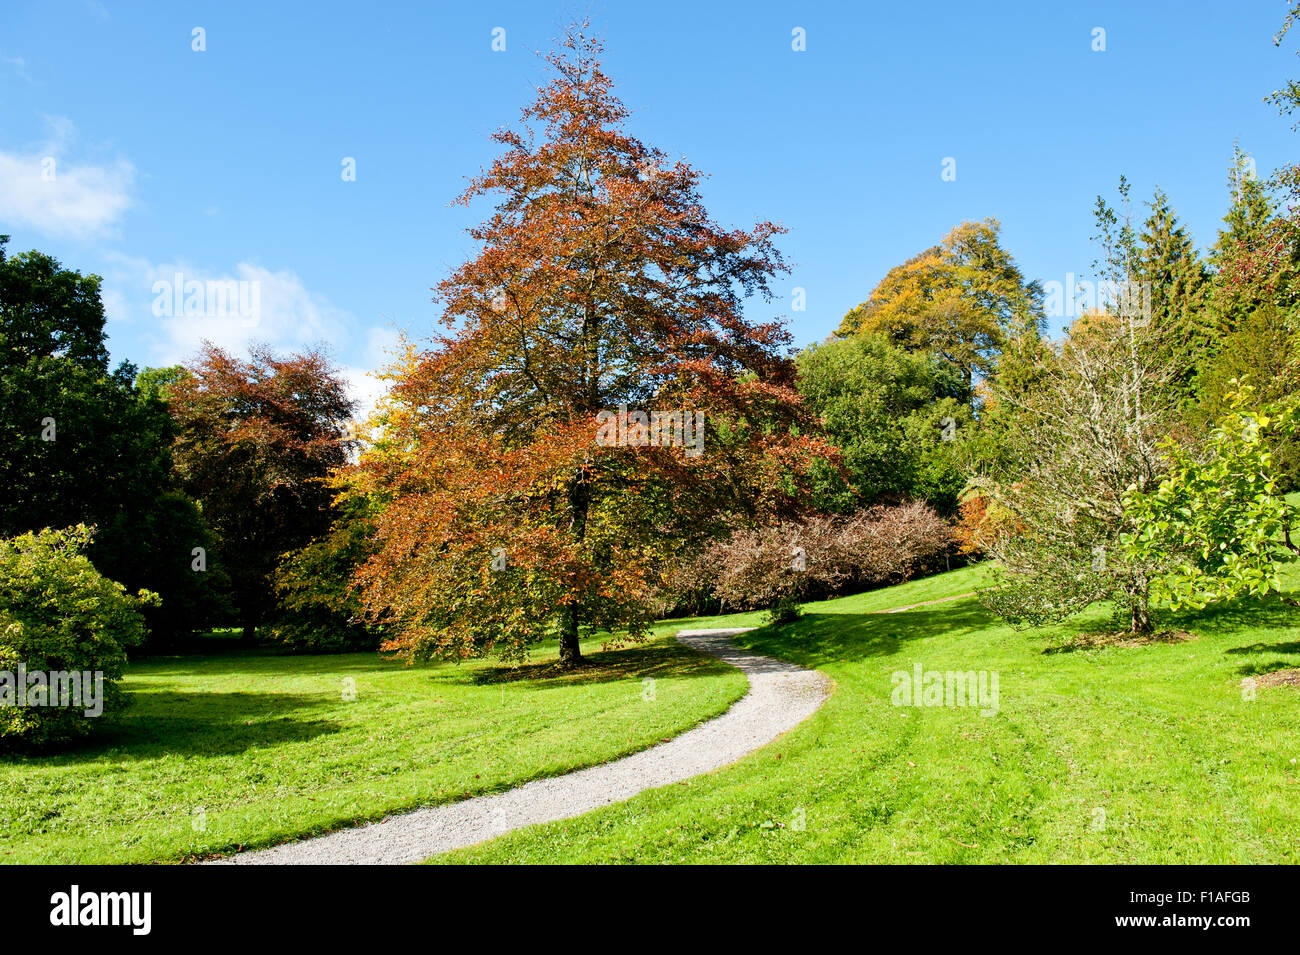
{"left": 268, "top": 494, "right": 380, "bottom": 652}
{"left": 0, "top": 525, "right": 154, "bottom": 748}
{"left": 1122, "top": 390, "right": 1300, "bottom": 610}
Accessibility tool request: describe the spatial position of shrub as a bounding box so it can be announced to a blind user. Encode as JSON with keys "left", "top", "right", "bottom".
{"left": 268, "top": 496, "right": 381, "bottom": 652}
{"left": 1122, "top": 390, "right": 1300, "bottom": 610}
{"left": 691, "top": 501, "right": 952, "bottom": 617}
{"left": 952, "top": 487, "right": 1019, "bottom": 556}
{"left": 0, "top": 525, "right": 154, "bottom": 748}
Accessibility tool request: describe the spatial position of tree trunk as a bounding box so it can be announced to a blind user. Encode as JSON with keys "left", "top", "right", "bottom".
{"left": 560, "top": 467, "right": 591, "bottom": 667}
{"left": 239, "top": 593, "right": 258, "bottom": 644}
{"left": 1129, "top": 576, "right": 1152, "bottom": 635}
{"left": 559, "top": 608, "right": 582, "bottom": 667}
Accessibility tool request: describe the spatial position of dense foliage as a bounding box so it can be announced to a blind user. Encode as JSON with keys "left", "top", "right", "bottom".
{"left": 268, "top": 490, "right": 380, "bottom": 651}
{"left": 0, "top": 526, "right": 153, "bottom": 747}
{"left": 168, "top": 344, "right": 355, "bottom": 641}
{"left": 795, "top": 335, "right": 971, "bottom": 514}
{"left": 1123, "top": 391, "right": 1299, "bottom": 610}
{"left": 355, "top": 26, "right": 835, "bottom": 666}
{"left": 0, "top": 238, "right": 227, "bottom": 646}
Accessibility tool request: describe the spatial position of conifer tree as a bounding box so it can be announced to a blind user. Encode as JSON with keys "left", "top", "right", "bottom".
{"left": 1135, "top": 188, "right": 1209, "bottom": 397}
{"left": 1209, "top": 146, "right": 1297, "bottom": 331}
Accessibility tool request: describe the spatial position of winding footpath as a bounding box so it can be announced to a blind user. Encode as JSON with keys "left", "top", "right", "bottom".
{"left": 212, "top": 628, "right": 830, "bottom": 865}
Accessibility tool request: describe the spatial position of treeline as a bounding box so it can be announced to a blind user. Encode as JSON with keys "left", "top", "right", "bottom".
{"left": 2, "top": 102, "right": 1295, "bottom": 666}
{"left": 0, "top": 236, "right": 369, "bottom": 658}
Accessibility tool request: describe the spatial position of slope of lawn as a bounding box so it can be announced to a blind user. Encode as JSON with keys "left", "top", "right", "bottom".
{"left": 0, "top": 632, "right": 746, "bottom": 864}
{"left": 439, "top": 555, "right": 1300, "bottom": 864}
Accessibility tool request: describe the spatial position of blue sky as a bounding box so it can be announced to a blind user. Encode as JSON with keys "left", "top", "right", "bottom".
{"left": 1, "top": 1, "right": 1296, "bottom": 417}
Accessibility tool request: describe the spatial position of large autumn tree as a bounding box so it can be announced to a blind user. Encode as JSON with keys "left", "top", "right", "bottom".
{"left": 169, "top": 343, "right": 355, "bottom": 641}
{"left": 355, "top": 24, "right": 832, "bottom": 667}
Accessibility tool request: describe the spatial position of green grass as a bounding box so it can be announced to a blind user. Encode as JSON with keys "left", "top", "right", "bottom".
{"left": 0, "top": 632, "right": 746, "bottom": 864}
{"left": 439, "top": 558, "right": 1300, "bottom": 864}
{"left": 9, "top": 510, "right": 1299, "bottom": 866}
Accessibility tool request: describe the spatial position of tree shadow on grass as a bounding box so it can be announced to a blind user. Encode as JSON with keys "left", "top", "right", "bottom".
{"left": 734, "top": 601, "right": 994, "bottom": 666}
{"left": 470, "top": 641, "right": 735, "bottom": 688}
{"left": 1224, "top": 634, "right": 1300, "bottom": 678}
{"left": 3, "top": 690, "right": 344, "bottom": 763}
{"left": 1170, "top": 592, "right": 1300, "bottom": 637}
{"left": 1233, "top": 659, "right": 1300, "bottom": 678}
{"left": 134, "top": 652, "right": 414, "bottom": 680}
{"left": 1224, "top": 641, "right": 1300, "bottom": 656}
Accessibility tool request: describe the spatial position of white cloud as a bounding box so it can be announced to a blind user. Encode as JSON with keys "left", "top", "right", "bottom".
{"left": 122, "top": 260, "right": 350, "bottom": 363}
{"left": 0, "top": 117, "right": 133, "bottom": 239}
{"left": 339, "top": 325, "right": 401, "bottom": 424}
{"left": 3, "top": 56, "right": 32, "bottom": 82}
{"left": 101, "top": 254, "right": 402, "bottom": 424}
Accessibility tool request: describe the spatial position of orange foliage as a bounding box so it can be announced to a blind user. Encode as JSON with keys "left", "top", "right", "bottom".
{"left": 354, "top": 23, "right": 837, "bottom": 666}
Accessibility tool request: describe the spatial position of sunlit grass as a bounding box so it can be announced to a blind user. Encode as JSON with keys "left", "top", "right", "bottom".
{"left": 440, "top": 556, "right": 1300, "bottom": 864}
{"left": 0, "top": 632, "right": 745, "bottom": 864}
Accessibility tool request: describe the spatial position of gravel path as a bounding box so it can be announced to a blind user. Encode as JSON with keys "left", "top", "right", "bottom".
{"left": 211, "top": 628, "right": 830, "bottom": 865}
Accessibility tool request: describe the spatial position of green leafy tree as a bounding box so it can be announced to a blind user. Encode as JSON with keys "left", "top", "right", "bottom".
{"left": 0, "top": 239, "right": 226, "bottom": 644}
{"left": 0, "top": 236, "right": 109, "bottom": 370}
{"left": 92, "top": 488, "right": 232, "bottom": 647}
{"left": 269, "top": 490, "right": 379, "bottom": 652}
{"left": 1123, "top": 391, "right": 1300, "bottom": 610}
{"left": 1192, "top": 305, "right": 1300, "bottom": 489}
{"left": 796, "top": 334, "right": 971, "bottom": 513}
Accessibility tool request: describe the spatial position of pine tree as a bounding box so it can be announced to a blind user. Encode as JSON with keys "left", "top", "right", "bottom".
{"left": 1135, "top": 188, "right": 1209, "bottom": 397}
{"left": 1211, "top": 147, "right": 1274, "bottom": 268}
{"left": 1209, "top": 145, "right": 1296, "bottom": 332}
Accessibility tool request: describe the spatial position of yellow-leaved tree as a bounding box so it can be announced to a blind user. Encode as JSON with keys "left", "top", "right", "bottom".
{"left": 836, "top": 218, "right": 1044, "bottom": 390}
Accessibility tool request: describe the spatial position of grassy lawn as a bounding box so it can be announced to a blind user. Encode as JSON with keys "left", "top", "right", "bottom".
{"left": 438, "top": 557, "right": 1300, "bottom": 864}
{"left": 0, "top": 632, "right": 746, "bottom": 864}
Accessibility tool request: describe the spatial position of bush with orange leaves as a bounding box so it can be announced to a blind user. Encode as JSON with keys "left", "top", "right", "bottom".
{"left": 952, "top": 488, "right": 1018, "bottom": 556}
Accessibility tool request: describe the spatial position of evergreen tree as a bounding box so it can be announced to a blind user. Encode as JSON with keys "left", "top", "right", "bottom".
{"left": 1208, "top": 146, "right": 1297, "bottom": 332}
{"left": 0, "top": 238, "right": 228, "bottom": 645}
{"left": 1135, "top": 188, "right": 1210, "bottom": 398}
